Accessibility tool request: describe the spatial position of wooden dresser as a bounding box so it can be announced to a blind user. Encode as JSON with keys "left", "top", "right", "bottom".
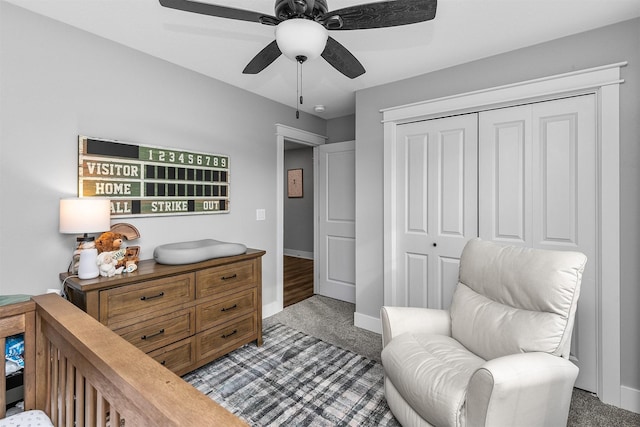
{"left": 60, "top": 248, "right": 265, "bottom": 376}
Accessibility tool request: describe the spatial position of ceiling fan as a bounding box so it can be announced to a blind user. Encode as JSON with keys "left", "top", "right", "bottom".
{"left": 159, "top": 0, "right": 437, "bottom": 79}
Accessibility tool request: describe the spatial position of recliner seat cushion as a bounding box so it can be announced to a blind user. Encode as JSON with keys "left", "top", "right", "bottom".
{"left": 451, "top": 239, "right": 587, "bottom": 360}
{"left": 381, "top": 333, "right": 485, "bottom": 427}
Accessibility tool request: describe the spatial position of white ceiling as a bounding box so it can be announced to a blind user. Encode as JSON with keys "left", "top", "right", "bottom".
{"left": 6, "top": 0, "right": 640, "bottom": 119}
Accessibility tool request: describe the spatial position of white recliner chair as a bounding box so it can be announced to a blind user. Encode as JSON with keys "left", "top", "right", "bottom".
{"left": 381, "top": 238, "right": 587, "bottom": 427}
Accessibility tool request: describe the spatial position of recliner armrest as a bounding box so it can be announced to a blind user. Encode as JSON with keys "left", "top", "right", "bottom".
{"left": 380, "top": 306, "right": 451, "bottom": 348}
{"left": 466, "top": 352, "right": 579, "bottom": 426}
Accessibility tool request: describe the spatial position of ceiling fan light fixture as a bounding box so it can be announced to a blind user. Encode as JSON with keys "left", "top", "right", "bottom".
{"left": 275, "top": 18, "right": 328, "bottom": 61}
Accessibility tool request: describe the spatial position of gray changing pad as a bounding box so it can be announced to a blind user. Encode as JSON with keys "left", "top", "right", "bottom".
{"left": 153, "top": 239, "right": 247, "bottom": 265}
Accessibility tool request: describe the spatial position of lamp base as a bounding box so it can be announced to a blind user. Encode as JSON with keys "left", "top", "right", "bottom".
{"left": 77, "top": 248, "right": 99, "bottom": 280}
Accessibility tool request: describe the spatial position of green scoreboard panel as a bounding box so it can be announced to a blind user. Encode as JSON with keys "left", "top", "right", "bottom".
{"left": 78, "top": 135, "right": 230, "bottom": 217}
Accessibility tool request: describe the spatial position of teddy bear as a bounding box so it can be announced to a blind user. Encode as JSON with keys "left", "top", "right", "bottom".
{"left": 117, "top": 247, "right": 139, "bottom": 272}
{"left": 95, "top": 231, "right": 124, "bottom": 253}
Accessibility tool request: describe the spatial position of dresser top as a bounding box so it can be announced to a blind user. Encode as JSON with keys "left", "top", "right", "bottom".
{"left": 60, "top": 248, "right": 265, "bottom": 292}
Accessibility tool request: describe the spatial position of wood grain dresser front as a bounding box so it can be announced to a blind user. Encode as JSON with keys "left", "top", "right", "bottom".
{"left": 61, "top": 249, "right": 265, "bottom": 376}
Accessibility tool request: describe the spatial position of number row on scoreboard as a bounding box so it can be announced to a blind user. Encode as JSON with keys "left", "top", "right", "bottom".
{"left": 145, "top": 183, "right": 228, "bottom": 198}
{"left": 145, "top": 165, "right": 228, "bottom": 182}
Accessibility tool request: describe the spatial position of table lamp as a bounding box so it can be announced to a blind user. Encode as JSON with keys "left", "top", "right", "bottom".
{"left": 59, "top": 198, "right": 111, "bottom": 279}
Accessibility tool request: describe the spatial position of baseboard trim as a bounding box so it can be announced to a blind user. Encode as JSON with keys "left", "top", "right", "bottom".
{"left": 621, "top": 385, "right": 640, "bottom": 414}
{"left": 262, "top": 300, "right": 282, "bottom": 319}
{"left": 283, "top": 249, "right": 314, "bottom": 259}
{"left": 354, "top": 311, "right": 382, "bottom": 334}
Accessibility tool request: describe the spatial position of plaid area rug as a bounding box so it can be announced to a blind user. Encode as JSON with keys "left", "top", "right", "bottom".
{"left": 183, "top": 323, "right": 400, "bottom": 426}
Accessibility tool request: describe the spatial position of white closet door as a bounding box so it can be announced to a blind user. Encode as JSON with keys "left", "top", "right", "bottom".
{"left": 479, "top": 94, "right": 597, "bottom": 392}
{"left": 478, "top": 104, "right": 532, "bottom": 245}
{"left": 393, "top": 114, "right": 478, "bottom": 309}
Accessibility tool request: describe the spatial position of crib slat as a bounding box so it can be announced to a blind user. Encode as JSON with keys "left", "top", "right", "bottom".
{"left": 22, "top": 309, "right": 36, "bottom": 410}
{"left": 0, "top": 336, "right": 6, "bottom": 419}
{"left": 85, "top": 384, "right": 96, "bottom": 427}
{"left": 75, "top": 371, "right": 85, "bottom": 427}
{"left": 58, "top": 351, "right": 67, "bottom": 427}
{"left": 50, "top": 343, "right": 59, "bottom": 424}
{"left": 65, "top": 359, "right": 75, "bottom": 427}
{"left": 96, "top": 391, "right": 106, "bottom": 427}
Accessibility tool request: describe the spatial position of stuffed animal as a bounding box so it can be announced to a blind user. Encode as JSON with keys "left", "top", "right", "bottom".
{"left": 96, "top": 251, "right": 122, "bottom": 277}
{"left": 95, "top": 225, "right": 141, "bottom": 275}
{"left": 95, "top": 232, "right": 124, "bottom": 253}
{"left": 115, "top": 247, "right": 139, "bottom": 272}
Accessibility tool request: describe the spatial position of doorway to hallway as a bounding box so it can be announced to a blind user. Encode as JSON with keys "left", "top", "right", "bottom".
{"left": 284, "top": 255, "right": 314, "bottom": 307}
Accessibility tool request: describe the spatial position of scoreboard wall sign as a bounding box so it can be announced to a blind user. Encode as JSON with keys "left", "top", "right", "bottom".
{"left": 78, "top": 135, "right": 230, "bottom": 217}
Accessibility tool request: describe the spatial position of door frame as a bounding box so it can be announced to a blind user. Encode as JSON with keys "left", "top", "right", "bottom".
{"left": 382, "top": 62, "right": 626, "bottom": 407}
{"left": 270, "top": 124, "right": 326, "bottom": 318}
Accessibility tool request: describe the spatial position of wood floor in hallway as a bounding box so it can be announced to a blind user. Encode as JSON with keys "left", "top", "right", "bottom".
{"left": 284, "top": 255, "right": 314, "bottom": 307}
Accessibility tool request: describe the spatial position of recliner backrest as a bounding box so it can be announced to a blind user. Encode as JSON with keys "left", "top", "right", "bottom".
{"left": 450, "top": 239, "right": 587, "bottom": 360}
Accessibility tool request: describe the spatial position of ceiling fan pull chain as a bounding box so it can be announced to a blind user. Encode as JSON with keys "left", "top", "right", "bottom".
{"left": 296, "top": 60, "right": 300, "bottom": 119}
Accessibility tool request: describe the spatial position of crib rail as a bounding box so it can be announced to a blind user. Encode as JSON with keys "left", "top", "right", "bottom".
{"left": 1, "top": 294, "right": 246, "bottom": 426}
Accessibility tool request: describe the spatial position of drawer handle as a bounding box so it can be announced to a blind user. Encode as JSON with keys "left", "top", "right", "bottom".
{"left": 140, "top": 292, "right": 165, "bottom": 301}
{"left": 221, "top": 329, "right": 238, "bottom": 339}
{"left": 221, "top": 274, "right": 237, "bottom": 281}
{"left": 141, "top": 329, "right": 165, "bottom": 340}
{"left": 221, "top": 304, "right": 238, "bottom": 312}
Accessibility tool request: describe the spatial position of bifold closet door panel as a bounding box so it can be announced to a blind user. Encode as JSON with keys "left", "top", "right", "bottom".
{"left": 478, "top": 104, "right": 532, "bottom": 246}
{"left": 478, "top": 94, "right": 597, "bottom": 392}
{"left": 393, "top": 113, "right": 478, "bottom": 310}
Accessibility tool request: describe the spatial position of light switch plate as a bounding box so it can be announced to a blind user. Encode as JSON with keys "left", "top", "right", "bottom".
{"left": 256, "top": 209, "right": 266, "bottom": 221}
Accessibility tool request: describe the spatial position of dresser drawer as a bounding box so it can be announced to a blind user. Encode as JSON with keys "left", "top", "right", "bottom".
{"left": 148, "top": 336, "right": 197, "bottom": 375}
{"left": 196, "top": 289, "right": 257, "bottom": 332}
{"left": 99, "top": 273, "right": 195, "bottom": 325}
{"left": 196, "top": 261, "right": 255, "bottom": 299}
{"left": 114, "top": 307, "right": 195, "bottom": 353}
{"left": 197, "top": 314, "right": 256, "bottom": 360}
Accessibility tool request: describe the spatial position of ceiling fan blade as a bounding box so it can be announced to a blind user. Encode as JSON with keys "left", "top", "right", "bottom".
{"left": 321, "top": 0, "right": 437, "bottom": 30}
{"left": 159, "top": 0, "right": 280, "bottom": 25}
{"left": 243, "top": 40, "right": 282, "bottom": 74}
{"left": 321, "top": 37, "right": 365, "bottom": 79}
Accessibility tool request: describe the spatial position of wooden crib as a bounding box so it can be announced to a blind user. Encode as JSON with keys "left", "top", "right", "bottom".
{"left": 1, "top": 293, "right": 246, "bottom": 426}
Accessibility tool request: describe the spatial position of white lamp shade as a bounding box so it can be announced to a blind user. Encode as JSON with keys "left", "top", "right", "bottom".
{"left": 275, "top": 19, "right": 328, "bottom": 61}
{"left": 59, "top": 198, "right": 111, "bottom": 234}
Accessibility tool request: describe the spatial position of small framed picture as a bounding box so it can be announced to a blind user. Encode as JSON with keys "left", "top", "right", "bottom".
{"left": 287, "top": 168, "right": 303, "bottom": 198}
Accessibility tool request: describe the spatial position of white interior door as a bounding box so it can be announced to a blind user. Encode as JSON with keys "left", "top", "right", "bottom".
{"left": 479, "top": 94, "right": 597, "bottom": 392}
{"left": 317, "top": 141, "right": 355, "bottom": 303}
{"left": 393, "top": 114, "right": 478, "bottom": 309}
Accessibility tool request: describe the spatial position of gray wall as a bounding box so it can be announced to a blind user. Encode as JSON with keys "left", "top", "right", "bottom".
{"left": 326, "top": 114, "right": 355, "bottom": 143}
{"left": 283, "top": 147, "right": 314, "bottom": 256}
{"left": 355, "top": 18, "right": 640, "bottom": 393}
{"left": 0, "top": 2, "right": 326, "bottom": 312}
